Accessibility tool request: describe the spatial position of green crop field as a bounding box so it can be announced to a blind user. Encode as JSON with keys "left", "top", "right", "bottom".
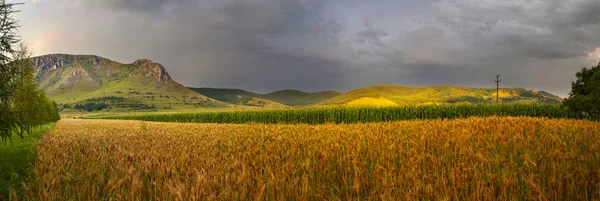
{"left": 89, "top": 104, "right": 585, "bottom": 124}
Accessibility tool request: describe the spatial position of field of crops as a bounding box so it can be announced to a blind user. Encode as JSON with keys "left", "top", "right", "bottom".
{"left": 91, "top": 104, "right": 584, "bottom": 124}
{"left": 20, "top": 117, "right": 600, "bottom": 200}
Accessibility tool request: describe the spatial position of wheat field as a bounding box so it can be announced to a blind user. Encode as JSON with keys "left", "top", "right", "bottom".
{"left": 20, "top": 117, "right": 600, "bottom": 200}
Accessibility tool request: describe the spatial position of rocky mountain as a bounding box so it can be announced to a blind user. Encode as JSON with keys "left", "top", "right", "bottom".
{"left": 32, "top": 54, "right": 227, "bottom": 111}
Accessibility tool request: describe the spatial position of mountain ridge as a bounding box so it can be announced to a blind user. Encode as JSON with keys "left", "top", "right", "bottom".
{"left": 32, "top": 54, "right": 228, "bottom": 111}
{"left": 188, "top": 87, "right": 342, "bottom": 107}
{"left": 31, "top": 54, "right": 565, "bottom": 111}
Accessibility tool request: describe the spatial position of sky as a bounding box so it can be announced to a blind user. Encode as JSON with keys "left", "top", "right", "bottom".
{"left": 14, "top": 0, "right": 600, "bottom": 96}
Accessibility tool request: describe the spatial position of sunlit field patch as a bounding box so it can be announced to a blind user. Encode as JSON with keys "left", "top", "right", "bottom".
{"left": 22, "top": 117, "right": 600, "bottom": 200}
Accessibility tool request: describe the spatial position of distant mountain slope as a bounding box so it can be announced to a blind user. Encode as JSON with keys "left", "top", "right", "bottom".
{"left": 33, "top": 54, "right": 228, "bottom": 111}
{"left": 188, "top": 88, "right": 341, "bottom": 107}
{"left": 320, "top": 85, "right": 562, "bottom": 106}
{"left": 539, "top": 91, "right": 564, "bottom": 101}
{"left": 262, "top": 90, "right": 341, "bottom": 106}
{"left": 237, "top": 97, "right": 290, "bottom": 108}
{"left": 188, "top": 88, "right": 259, "bottom": 103}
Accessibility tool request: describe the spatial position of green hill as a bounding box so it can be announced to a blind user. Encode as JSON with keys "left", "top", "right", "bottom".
{"left": 188, "top": 88, "right": 341, "bottom": 107}
{"left": 188, "top": 88, "right": 259, "bottom": 103}
{"left": 320, "top": 85, "right": 563, "bottom": 106}
{"left": 33, "top": 54, "right": 228, "bottom": 111}
{"left": 262, "top": 90, "right": 341, "bottom": 106}
{"left": 33, "top": 54, "right": 563, "bottom": 111}
{"left": 236, "top": 97, "right": 290, "bottom": 108}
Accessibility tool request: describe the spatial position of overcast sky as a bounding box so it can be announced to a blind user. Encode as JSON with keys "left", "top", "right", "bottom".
{"left": 14, "top": 0, "right": 600, "bottom": 96}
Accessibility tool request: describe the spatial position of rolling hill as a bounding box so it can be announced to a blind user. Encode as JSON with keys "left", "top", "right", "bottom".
{"left": 32, "top": 54, "right": 228, "bottom": 111}
{"left": 261, "top": 90, "right": 342, "bottom": 106}
{"left": 32, "top": 54, "right": 565, "bottom": 111}
{"left": 188, "top": 88, "right": 341, "bottom": 107}
{"left": 319, "top": 85, "right": 563, "bottom": 107}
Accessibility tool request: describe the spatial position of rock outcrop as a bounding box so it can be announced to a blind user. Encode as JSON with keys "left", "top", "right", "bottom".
{"left": 131, "top": 59, "right": 172, "bottom": 82}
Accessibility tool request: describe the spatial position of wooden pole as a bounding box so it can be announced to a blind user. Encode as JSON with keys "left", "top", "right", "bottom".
{"left": 495, "top": 75, "right": 501, "bottom": 103}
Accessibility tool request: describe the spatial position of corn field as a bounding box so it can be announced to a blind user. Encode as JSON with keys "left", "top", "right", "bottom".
{"left": 92, "top": 104, "right": 585, "bottom": 124}
{"left": 20, "top": 117, "right": 600, "bottom": 200}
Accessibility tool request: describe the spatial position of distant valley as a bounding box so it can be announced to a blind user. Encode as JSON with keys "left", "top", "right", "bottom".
{"left": 32, "top": 54, "right": 563, "bottom": 112}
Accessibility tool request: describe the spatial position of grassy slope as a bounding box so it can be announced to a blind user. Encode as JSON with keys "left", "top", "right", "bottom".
{"left": 244, "top": 97, "right": 290, "bottom": 108}
{"left": 35, "top": 55, "right": 229, "bottom": 111}
{"left": 53, "top": 75, "right": 228, "bottom": 111}
{"left": 187, "top": 88, "right": 258, "bottom": 103}
{"left": 0, "top": 124, "right": 55, "bottom": 200}
{"left": 346, "top": 97, "right": 399, "bottom": 107}
{"left": 539, "top": 91, "right": 564, "bottom": 101}
{"left": 320, "top": 85, "right": 563, "bottom": 106}
{"left": 189, "top": 87, "right": 341, "bottom": 107}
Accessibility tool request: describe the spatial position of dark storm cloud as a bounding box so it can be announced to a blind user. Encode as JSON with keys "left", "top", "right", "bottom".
{"left": 20, "top": 0, "right": 600, "bottom": 95}
{"left": 51, "top": 0, "right": 346, "bottom": 92}
{"left": 434, "top": 0, "right": 600, "bottom": 60}
{"left": 564, "top": 0, "right": 600, "bottom": 26}
{"left": 355, "top": 19, "right": 389, "bottom": 47}
{"left": 77, "top": 0, "right": 178, "bottom": 13}
{"left": 411, "top": 0, "right": 600, "bottom": 95}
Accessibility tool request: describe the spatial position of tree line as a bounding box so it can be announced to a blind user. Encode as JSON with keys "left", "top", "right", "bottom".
{"left": 0, "top": 3, "right": 60, "bottom": 141}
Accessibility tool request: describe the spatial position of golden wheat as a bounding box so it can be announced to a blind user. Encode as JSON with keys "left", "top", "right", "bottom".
{"left": 21, "top": 117, "right": 600, "bottom": 200}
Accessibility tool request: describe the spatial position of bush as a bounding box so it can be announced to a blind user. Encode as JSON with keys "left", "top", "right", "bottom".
{"left": 74, "top": 103, "right": 109, "bottom": 112}
{"left": 562, "top": 63, "right": 600, "bottom": 120}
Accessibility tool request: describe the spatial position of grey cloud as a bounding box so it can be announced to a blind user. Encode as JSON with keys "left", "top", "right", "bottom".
{"left": 75, "top": 0, "right": 178, "bottom": 13}
{"left": 424, "top": 0, "right": 600, "bottom": 95}
{"left": 345, "top": 0, "right": 600, "bottom": 95}
{"left": 20, "top": 0, "right": 600, "bottom": 96}
{"left": 564, "top": 0, "right": 600, "bottom": 27}
{"left": 435, "top": 0, "right": 600, "bottom": 60}
{"left": 49, "top": 0, "right": 346, "bottom": 92}
{"left": 355, "top": 19, "right": 389, "bottom": 47}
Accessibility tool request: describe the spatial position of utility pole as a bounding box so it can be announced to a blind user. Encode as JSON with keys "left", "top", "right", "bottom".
{"left": 495, "top": 75, "right": 501, "bottom": 103}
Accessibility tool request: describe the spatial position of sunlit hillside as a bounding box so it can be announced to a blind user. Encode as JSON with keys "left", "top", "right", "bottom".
{"left": 320, "top": 85, "right": 563, "bottom": 106}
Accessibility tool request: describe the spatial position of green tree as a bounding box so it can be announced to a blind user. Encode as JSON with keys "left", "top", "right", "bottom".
{"left": 0, "top": 2, "right": 21, "bottom": 140}
{"left": 33, "top": 91, "right": 60, "bottom": 126}
{"left": 10, "top": 43, "right": 37, "bottom": 137}
{"left": 562, "top": 63, "right": 600, "bottom": 120}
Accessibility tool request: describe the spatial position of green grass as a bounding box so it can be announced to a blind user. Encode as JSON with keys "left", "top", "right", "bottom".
{"left": 89, "top": 104, "right": 585, "bottom": 124}
{"left": 34, "top": 54, "right": 229, "bottom": 111}
{"left": 0, "top": 124, "right": 55, "bottom": 200}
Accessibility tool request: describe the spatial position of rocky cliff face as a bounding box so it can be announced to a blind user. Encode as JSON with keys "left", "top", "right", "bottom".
{"left": 30, "top": 54, "right": 178, "bottom": 95}
{"left": 27, "top": 54, "right": 223, "bottom": 109}
{"left": 131, "top": 59, "right": 172, "bottom": 82}
{"left": 32, "top": 54, "right": 109, "bottom": 82}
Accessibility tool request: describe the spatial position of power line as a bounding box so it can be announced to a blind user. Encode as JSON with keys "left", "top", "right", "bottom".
{"left": 495, "top": 75, "right": 501, "bottom": 103}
